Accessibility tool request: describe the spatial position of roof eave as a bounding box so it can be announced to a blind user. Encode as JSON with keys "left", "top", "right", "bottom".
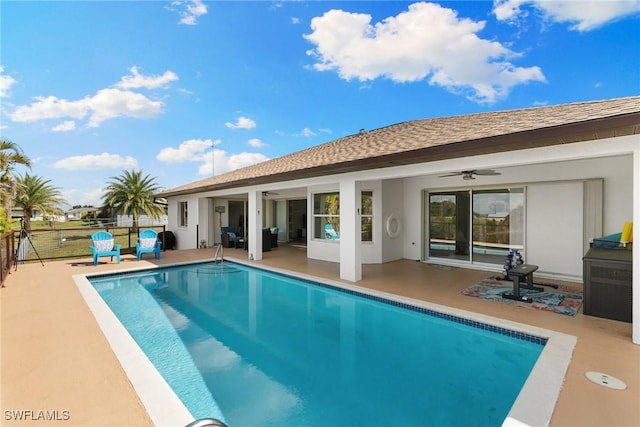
{"left": 157, "top": 111, "right": 640, "bottom": 198}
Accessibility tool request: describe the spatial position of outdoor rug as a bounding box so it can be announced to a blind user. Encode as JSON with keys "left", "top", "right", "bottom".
{"left": 462, "top": 276, "right": 583, "bottom": 316}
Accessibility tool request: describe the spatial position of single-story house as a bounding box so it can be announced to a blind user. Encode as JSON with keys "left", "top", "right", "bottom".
{"left": 65, "top": 207, "right": 99, "bottom": 220}
{"left": 156, "top": 96, "right": 640, "bottom": 344}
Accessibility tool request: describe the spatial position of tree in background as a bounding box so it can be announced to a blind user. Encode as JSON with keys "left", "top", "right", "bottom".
{"left": 102, "top": 170, "right": 165, "bottom": 228}
{"left": 14, "top": 173, "right": 67, "bottom": 233}
{"left": 0, "top": 139, "right": 32, "bottom": 233}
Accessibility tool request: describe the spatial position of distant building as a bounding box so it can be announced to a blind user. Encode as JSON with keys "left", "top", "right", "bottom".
{"left": 65, "top": 207, "right": 99, "bottom": 221}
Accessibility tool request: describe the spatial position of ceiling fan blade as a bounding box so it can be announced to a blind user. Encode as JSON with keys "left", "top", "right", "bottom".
{"left": 473, "top": 169, "right": 501, "bottom": 176}
{"left": 439, "top": 169, "right": 500, "bottom": 178}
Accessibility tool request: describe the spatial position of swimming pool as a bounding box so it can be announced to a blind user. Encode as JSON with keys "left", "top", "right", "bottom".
{"left": 76, "top": 260, "right": 576, "bottom": 427}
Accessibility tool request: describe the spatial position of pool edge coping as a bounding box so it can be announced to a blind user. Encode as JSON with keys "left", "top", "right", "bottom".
{"left": 73, "top": 270, "right": 195, "bottom": 427}
{"left": 75, "top": 257, "right": 577, "bottom": 427}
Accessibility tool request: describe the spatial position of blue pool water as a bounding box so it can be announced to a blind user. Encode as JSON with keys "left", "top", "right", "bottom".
{"left": 90, "top": 262, "right": 544, "bottom": 427}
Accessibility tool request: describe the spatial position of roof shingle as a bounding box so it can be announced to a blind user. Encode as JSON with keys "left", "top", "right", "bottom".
{"left": 159, "top": 96, "right": 640, "bottom": 197}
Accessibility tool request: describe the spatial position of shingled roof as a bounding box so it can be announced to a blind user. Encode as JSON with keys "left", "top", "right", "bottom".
{"left": 159, "top": 96, "right": 640, "bottom": 197}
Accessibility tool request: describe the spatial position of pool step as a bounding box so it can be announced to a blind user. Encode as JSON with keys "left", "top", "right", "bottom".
{"left": 191, "top": 265, "right": 243, "bottom": 275}
{"left": 184, "top": 418, "right": 228, "bottom": 427}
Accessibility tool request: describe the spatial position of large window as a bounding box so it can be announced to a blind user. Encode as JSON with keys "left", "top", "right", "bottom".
{"left": 313, "top": 191, "right": 373, "bottom": 242}
{"left": 361, "top": 191, "right": 373, "bottom": 242}
{"left": 426, "top": 188, "right": 524, "bottom": 264}
{"left": 313, "top": 193, "right": 340, "bottom": 239}
{"left": 178, "top": 201, "right": 188, "bottom": 227}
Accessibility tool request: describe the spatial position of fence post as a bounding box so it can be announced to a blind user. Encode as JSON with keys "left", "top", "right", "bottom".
{"left": 1, "top": 231, "right": 16, "bottom": 287}
{"left": 0, "top": 234, "right": 5, "bottom": 286}
{"left": 10, "top": 232, "right": 15, "bottom": 270}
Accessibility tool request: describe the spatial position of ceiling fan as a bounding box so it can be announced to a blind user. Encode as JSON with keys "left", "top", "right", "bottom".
{"left": 438, "top": 169, "right": 501, "bottom": 180}
{"left": 262, "top": 191, "right": 279, "bottom": 196}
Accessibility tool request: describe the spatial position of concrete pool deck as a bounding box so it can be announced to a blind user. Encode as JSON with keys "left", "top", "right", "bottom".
{"left": 1, "top": 246, "right": 639, "bottom": 426}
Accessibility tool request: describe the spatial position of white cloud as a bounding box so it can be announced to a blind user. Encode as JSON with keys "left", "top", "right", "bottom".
{"left": 10, "top": 95, "right": 88, "bottom": 122}
{"left": 9, "top": 67, "right": 175, "bottom": 128}
{"left": 158, "top": 138, "right": 267, "bottom": 177}
{"left": 493, "top": 0, "right": 640, "bottom": 31}
{"left": 225, "top": 116, "right": 257, "bottom": 130}
{"left": 248, "top": 138, "right": 265, "bottom": 148}
{"left": 228, "top": 152, "right": 269, "bottom": 171}
{"left": 304, "top": 2, "right": 546, "bottom": 103}
{"left": 291, "top": 17, "right": 301, "bottom": 24}
{"left": 86, "top": 88, "right": 164, "bottom": 127}
{"left": 198, "top": 148, "right": 223, "bottom": 176}
{"left": 168, "top": 0, "right": 208, "bottom": 25}
{"left": 115, "top": 66, "right": 179, "bottom": 90}
{"left": 0, "top": 66, "right": 17, "bottom": 98}
{"left": 51, "top": 120, "right": 76, "bottom": 132}
{"left": 156, "top": 138, "right": 219, "bottom": 162}
{"left": 52, "top": 153, "right": 138, "bottom": 170}
{"left": 493, "top": 0, "right": 528, "bottom": 21}
{"left": 64, "top": 187, "right": 105, "bottom": 207}
{"left": 10, "top": 88, "right": 164, "bottom": 127}
{"left": 296, "top": 127, "right": 316, "bottom": 137}
{"left": 197, "top": 149, "right": 269, "bottom": 176}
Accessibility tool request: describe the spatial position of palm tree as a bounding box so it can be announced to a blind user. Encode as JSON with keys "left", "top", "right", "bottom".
{"left": 102, "top": 170, "right": 165, "bottom": 228}
{"left": 0, "top": 139, "right": 32, "bottom": 232}
{"left": 14, "top": 173, "right": 67, "bottom": 233}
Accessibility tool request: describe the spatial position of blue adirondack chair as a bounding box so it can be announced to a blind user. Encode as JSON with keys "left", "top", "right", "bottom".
{"left": 136, "top": 229, "right": 162, "bottom": 260}
{"left": 89, "top": 231, "right": 121, "bottom": 266}
{"left": 325, "top": 224, "right": 340, "bottom": 240}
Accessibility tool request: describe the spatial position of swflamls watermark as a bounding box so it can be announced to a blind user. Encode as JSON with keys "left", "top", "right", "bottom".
{"left": 4, "top": 409, "right": 70, "bottom": 421}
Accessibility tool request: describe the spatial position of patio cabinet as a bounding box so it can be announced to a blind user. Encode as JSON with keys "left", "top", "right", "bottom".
{"left": 583, "top": 248, "right": 632, "bottom": 322}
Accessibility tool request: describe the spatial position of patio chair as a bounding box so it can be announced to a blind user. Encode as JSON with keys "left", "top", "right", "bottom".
{"left": 136, "top": 229, "right": 162, "bottom": 260}
{"left": 89, "top": 231, "right": 121, "bottom": 266}
{"left": 325, "top": 224, "right": 339, "bottom": 240}
{"left": 270, "top": 227, "right": 279, "bottom": 248}
{"left": 221, "top": 226, "right": 242, "bottom": 248}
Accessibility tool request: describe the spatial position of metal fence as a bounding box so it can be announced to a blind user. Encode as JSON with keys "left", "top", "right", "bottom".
{"left": 0, "top": 231, "right": 16, "bottom": 286}
{"left": 9, "top": 224, "right": 167, "bottom": 269}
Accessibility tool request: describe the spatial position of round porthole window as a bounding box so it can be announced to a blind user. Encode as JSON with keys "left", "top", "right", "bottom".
{"left": 385, "top": 214, "right": 401, "bottom": 238}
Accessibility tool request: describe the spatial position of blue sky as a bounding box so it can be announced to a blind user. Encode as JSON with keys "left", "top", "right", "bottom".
{"left": 2, "top": 0, "right": 639, "bottom": 208}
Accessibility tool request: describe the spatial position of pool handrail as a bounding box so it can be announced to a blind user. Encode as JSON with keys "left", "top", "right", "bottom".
{"left": 213, "top": 243, "right": 224, "bottom": 263}
{"left": 184, "top": 418, "right": 228, "bottom": 427}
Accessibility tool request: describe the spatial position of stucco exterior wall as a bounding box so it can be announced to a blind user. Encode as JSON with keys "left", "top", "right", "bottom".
{"left": 167, "top": 194, "right": 199, "bottom": 250}
{"left": 402, "top": 154, "right": 632, "bottom": 279}
{"left": 381, "top": 178, "right": 404, "bottom": 263}
{"left": 165, "top": 138, "right": 635, "bottom": 281}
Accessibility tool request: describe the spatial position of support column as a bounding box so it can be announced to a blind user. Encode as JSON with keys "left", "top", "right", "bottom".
{"left": 247, "top": 190, "right": 263, "bottom": 261}
{"left": 633, "top": 148, "right": 639, "bottom": 344}
{"left": 339, "top": 179, "right": 362, "bottom": 282}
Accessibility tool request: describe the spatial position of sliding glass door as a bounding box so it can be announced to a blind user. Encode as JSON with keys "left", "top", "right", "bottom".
{"left": 426, "top": 188, "right": 525, "bottom": 265}
{"left": 472, "top": 188, "right": 524, "bottom": 264}
{"left": 428, "top": 191, "right": 471, "bottom": 261}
